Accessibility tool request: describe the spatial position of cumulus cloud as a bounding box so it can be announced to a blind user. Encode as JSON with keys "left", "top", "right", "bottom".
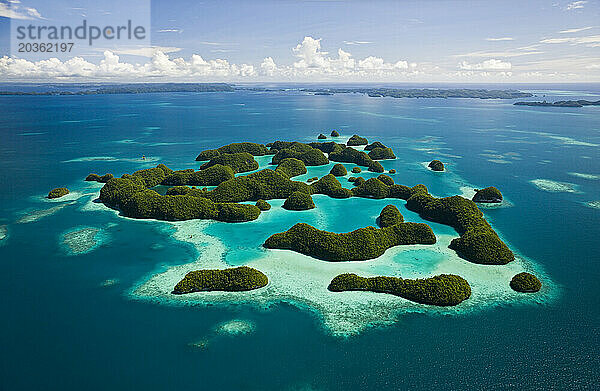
{"left": 0, "top": 50, "right": 256, "bottom": 80}
{"left": 459, "top": 59, "right": 512, "bottom": 71}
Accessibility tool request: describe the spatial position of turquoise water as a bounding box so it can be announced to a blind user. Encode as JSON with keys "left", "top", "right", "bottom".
{"left": 1, "top": 87, "right": 599, "bottom": 389}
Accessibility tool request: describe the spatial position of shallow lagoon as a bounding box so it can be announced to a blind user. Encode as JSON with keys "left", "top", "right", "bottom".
{"left": 1, "top": 86, "right": 599, "bottom": 389}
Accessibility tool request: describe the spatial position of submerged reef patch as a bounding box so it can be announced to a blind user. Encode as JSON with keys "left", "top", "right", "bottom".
{"left": 530, "top": 179, "right": 579, "bottom": 193}
{"left": 62, "top": 227, "right": 102, "bottom": 254}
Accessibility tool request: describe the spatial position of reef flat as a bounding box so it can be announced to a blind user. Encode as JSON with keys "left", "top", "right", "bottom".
{"left": 62, "top": 227, "right": 102, "bottom": 254}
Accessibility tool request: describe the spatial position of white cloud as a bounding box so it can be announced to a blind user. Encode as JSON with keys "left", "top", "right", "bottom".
{"left": 344, "top": 41, "right": 373, "bottom": 45}
{"left": 540, "top": 35, "right": 600, "bottom": 47}
{"left": 157, "top": 29, "right": 182, "bottom": 33}
{"left": 0, "top": 2, "right": 44, "bottom": 19}
{"left": 558, "top": 26, "right": 595, "bottom": 33}
{"left": 0, "top": 50, "right": 256, "bottom": 80}
{"left": 485, "top": 37, "right": 514, "bottom": 41}
{"left": 109, "top": 46, "right": 182, "bottom": 58}
{"left": 459, "top": 59, "right": 512, "bottom": 70}
{"left": 566, "top": 1, "right": 587, "bottom": 10}
{"left": 454, "top": 47, "right": 543, "bottom": 58}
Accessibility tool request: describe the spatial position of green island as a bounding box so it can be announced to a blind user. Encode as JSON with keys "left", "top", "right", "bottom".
{"left": 86, "top": 136, "right": 521, "bottom": 308}
{"left": 199, "top": 152, "right": 259, "bottom": 173}
{"left": 368, "top": 147, "right": 396, "bottom": 160}
{"left": 255, "top": 199, "right": 271, "bottom": 211}
{"left": 275, "top": 158, "right": 307, "bottom": 178}
{"left": 86, "top": 173, "right": 114, "bottom": 183}
{"left": 172, "top": 266, "right": 268, "bottom": 294}
{"left": 352, "top": 167, "right": 362, "bottom": 173}
{"left": 330, "top": 130, "right": 340, "bottom": 137}
{"left": 347, "top": 134, "right": 368, "bottom": 146}
{"left": 378, "top": 205, "right": 404, "bottom": 227}
{"left": 473, "top": 186, "right": 503, "bottom": 203}
{"left": 161, "top": 165, "right": 235, "bottom": 186}
{"left": 330, "top": 163, "right": 347, "bottom": 176}
{"left": 514, "top": 99, "right": 600, "bottom": 108}
{"left": 99, "top": 164, "right": 260, "bottom": 222}
{"left": 318, "top": 133, "right": 327, "bottom": 139}
{"left": 195, "top": 142, "right": 268, "bottom": 161}
{"left": 48, "top": 187, "right": 69, "bottom": 199}
{"left": 263, "top": 219, "right": 436, "bottom": 261}
{"left": 282, "top": 191, "right": 315, "bottom": 210}
{"left": 327, "top": 273, "right": 471, "bottom": 306}
{"left": 510, "top": 272, "right": 542, "bottom": 293}
{"left": 428, "top": 160, "right": 445, "bottom": 171}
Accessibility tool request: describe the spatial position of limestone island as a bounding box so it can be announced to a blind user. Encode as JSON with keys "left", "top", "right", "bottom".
{"left": 473, "top": 186, "right": 503, "bottom": 203}
{"left": 48, "top": 187, "right": 69, "bottom": 199}
{"left": 428, "top": 160, "right": 445, "bottom": 172}
{"left": 172, "top": 266, "right": 268, "bottom": 294}
{"left": 328, "top": 273, "right": 471, "bottom": 306}
{"left": 330, "top": 163, "right": 347, "bottom": 176}
{"left": 347, "top": 134, "right": 368, "bottom": 146}
{"left": 86, "top": 135, "right": 527, "bottom": 317}
{"left": 510, "top": 272, "right": 542, "bottom": 293}
{"left": 86, "top": 173, "right": 114, "bottom": 183}
{"left": 330, "top": 130, "right": 340, "bottom": 137}
{"left": 318, "top": 133, "right": 327, "bottom": 139}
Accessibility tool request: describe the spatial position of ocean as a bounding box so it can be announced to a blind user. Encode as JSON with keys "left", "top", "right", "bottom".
{"left": 0, "top": 85, "right": 598, "bottom": 390}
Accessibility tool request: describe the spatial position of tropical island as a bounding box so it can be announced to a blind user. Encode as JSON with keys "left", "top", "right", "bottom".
{"left": 80, "top": 133, "right": 542, "bottom": 311}
{"left": 514, "top": 99, "right": 600, "bottom": 108}
{"left": 328, "top": 273, "right": 472, "bottom": 306}
{"left": 172, "top": 266, "right": 268, "bottom": 294}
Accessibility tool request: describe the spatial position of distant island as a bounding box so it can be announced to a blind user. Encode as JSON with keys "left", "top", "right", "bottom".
{"left": 0, "top": 83, "right": 234, "bottom": 96}
{"left": 0, "top": 83, "right": 534, "bottom": 100}
{"left": 245, "top": 86, "right": 533, "bottom": 99}
{"left": 514, "top": 99, "right": 600, "bottom": 108}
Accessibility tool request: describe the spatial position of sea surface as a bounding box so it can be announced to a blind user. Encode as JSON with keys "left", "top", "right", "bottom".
{"left": 0, "top": 85, "right": 599, "bottom": 390}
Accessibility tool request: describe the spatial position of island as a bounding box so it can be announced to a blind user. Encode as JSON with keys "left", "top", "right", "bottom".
{"left": 263, "top": 220, "right": 436, "bottom": 261}
{"left": 0, "top": 83, "right": 234, "bottom": 96}
{"left": 473, "top": 186, "right": 503, "bottom": 203}
{"left": 48, "top": 187, "right": 69, "bottom": 199}
{"left": 352, "top": 167, "right": 362, "bottom": 173}
{"left": 330, "top": 163, "right": 347, "bottom": 176}
{"left": 255, "top": 199, "right": 271, "bottom": 211}
{"left": 199, "top": 152, "right": 259, "bottom": 173}
{"left": 347, "top": 134, "right": 368, "bottom": 146}
{"left": 85, "top": 173, "right": 114, "bottom": 183}
{"left": 377, "top": 205, "right": 404, "bottom": 227}
{"left": 195, "top": 142, "right": 269, "bottom": 161}
{"left": 295, "top": 87, "right": 533, "bottom": 99}
{"left": 368, "top": 147, "right": 396, "bottom": 160}
{"left": 318, "top": 133, "right": 327, "bottom": 139}
{"left": 428, "top": 160, "right": 445, "bottom": 171}
{"left": 275, "top": 158, "right": 307, "bottom": 178}
{"left": 172, "top": 266, "right": 268, "bottom": 294}
{"left": 282, "top": 191, "right": 315, "bottom": 211}
{"left": 330, "top": 130, "right": 340, "bottom": 137}
{"left": 510, "top": 272, "right": 542, "bottom": 293}
{"left": 514, "top": 100, "right": 600, "bottom": 108}
{"left": 328, "top": 273, "right": 471, "bottom": 306}
{"left": 85, "top": 134, "right": 524, "bottom": 315}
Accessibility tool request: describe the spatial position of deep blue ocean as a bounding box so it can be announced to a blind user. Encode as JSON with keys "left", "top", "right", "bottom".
{"left": 0, "top": 85, "right": 599, "bottom": 390}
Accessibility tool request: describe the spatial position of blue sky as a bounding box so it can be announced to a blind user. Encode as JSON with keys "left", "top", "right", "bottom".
{"left": 1, "top": 0, "right": 599, "bottom": 82}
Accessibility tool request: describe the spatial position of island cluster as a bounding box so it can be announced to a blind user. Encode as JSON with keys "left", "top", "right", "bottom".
{"left": 57, "top": 133, "right": 541, "bottom": 306}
